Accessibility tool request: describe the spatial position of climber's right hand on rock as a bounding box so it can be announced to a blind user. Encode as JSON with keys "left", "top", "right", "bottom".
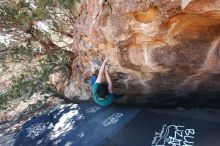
{"left": 103, "top": 57, "right": 108, "bottom": 63}
{"left": 105, "top": 65, "right": 108, "bottom": 72}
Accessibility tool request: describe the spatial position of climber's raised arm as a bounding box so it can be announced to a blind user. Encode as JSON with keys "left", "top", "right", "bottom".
{"left": 105, "top": 67, "right": 113, "bottom": 93}
{"left": 95, "top": 58, "right": 108, "bottom": 83}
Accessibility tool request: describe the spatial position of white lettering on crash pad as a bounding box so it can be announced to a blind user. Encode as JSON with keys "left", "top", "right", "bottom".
{"left": 86, "top": 106, "right": 101, "bottom": 113}
{"left": 102, "top": 113, "right": 124, "bottom": 127}
{"left": 151, "top": 124, "right": 195, "bottom": 146}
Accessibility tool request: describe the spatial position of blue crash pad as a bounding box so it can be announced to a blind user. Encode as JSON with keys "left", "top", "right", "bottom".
{"left": 14, "top": 102, "right": 140, "bottom": 146}
{"left": 103, "top": 111, "right": 220, "bottom": 146}
{"left": 14, "top": 113, "right": 54, "bottom": 146}
{"left": 14, "top": 102, "right": 220, "bottom": 146}
{"left": 55, "top": 106, "right": 140, "bottom": 146}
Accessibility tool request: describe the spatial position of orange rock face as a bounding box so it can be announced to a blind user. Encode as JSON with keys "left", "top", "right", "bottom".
{"left": 66, "top": 0, "right": 220, "bottom": 105}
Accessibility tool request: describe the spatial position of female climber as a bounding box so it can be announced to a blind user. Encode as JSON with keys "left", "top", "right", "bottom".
{"left": 91, "top": 57, "right": 115, "bottom": 106}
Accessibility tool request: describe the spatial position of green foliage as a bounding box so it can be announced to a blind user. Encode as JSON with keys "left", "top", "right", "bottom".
{"left": 0, "top": 44, "right": 34, "bottom": 65}
{"left": 0, "top": 46, "right": 69, "bottom": 110}
{"left": 32, "top": 8, "right": 48, "bottom": 20}
{"left": 34, "top": 0, "right": 79, "bottom": 10}
{"left": 58, "top": 0, "right": 78, "bottom": 10}
{"left": 0, "top": 0, "right": 79, "bottom": 31}
{"left": 0, "top": 5, "right": 18, "bottom": 26}
{"left": 0, "top": 0, "right": 77, "bottom": 109}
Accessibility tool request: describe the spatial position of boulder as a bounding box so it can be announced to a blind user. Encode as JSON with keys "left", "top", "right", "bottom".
{"left": 65, "top": 0, "right": 220, "bottom": 105}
